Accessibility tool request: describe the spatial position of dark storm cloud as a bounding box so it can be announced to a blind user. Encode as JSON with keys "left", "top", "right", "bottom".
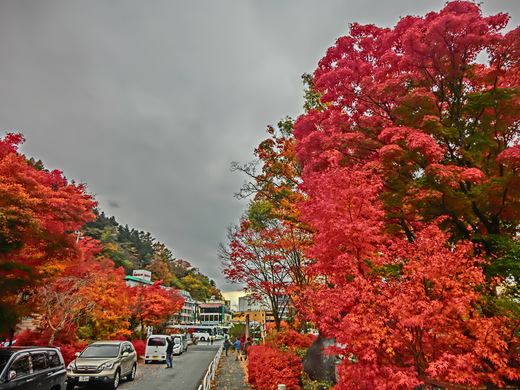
{"left": 0, "top": 0, "right": 518, "bottom": 292}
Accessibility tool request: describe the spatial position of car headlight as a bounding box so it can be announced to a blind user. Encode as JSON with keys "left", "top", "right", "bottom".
{"left": 67, "top": 361, "right": 76, "bottom": 370}
{"left": 100, "top": 362, "right": 115, "bottom": 370}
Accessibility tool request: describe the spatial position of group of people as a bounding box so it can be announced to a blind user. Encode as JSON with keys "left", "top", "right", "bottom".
{"left": 223, "top": 336, "right": 253, "bottom": 361}
{"left": 163, "top": 334, "right": 254, "bottom": 367}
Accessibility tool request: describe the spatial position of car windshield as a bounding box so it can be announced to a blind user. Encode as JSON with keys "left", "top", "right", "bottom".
{"left": 80, "top": 344, "right": 120, "bottom": 358}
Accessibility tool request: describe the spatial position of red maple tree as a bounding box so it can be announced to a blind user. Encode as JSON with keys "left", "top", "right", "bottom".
{"left": 129, "top": 282, "right": 184, "bottom": 339}
{"left": 294, "top": 2, "right": 520, "bottom": 388}
{"left": 0, "top": 133, "right": 97, "bottom": 334}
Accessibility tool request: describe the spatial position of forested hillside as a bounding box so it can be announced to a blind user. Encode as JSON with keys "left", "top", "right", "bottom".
{"left": 82, "top": 210, "right": 222, "bottom": 301}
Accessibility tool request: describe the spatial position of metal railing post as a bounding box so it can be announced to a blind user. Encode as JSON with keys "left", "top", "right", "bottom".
{"left": 197, "top": 344, "right": 223, "bottom": 390}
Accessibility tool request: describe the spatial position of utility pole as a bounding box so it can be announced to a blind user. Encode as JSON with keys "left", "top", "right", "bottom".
{"left": 245, "top": 313, "right": 250, "bottom": 341}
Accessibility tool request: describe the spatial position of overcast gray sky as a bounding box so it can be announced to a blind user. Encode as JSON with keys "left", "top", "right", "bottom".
{"left": 0, "top": 0, "right": 518, "bottom": 294}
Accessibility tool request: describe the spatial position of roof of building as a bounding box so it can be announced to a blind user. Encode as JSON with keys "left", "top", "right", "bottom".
{"left": 199, "top": 302, "right": 225, "bottom": 308}
{"left": 124, "top": 275, "right": 154, "bottom": 284}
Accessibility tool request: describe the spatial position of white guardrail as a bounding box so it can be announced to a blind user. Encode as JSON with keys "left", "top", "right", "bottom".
{"left": 197, "top": 344, "right": 223, "bottom": 390}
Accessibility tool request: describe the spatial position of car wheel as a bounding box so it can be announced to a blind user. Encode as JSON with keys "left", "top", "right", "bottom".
{"left": 127, "top": 363, "right": 136, "bottom": 381}
{"left": 110, "top": 369, "right": 120, "bottom": 389}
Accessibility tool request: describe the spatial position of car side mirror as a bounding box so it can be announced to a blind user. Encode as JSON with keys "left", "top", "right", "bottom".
{"left": 75, "top": 352, "right": 80, "bottom": 357}
{"left": 8, "top": 371, "right": 16, "bottom": 381}
{"left": 122, "top": 352, "right": 129, "bottom": 357}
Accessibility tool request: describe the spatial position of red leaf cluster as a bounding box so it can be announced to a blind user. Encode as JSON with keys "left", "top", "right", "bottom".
{"left": 247, "top": 329, "right": 316, "bottom": 390}
{"left": 131, "top": 339, "right": 146, "bottom": 358}
{"left": 247, "top": 344, "right": 302, "bottom": 390}
{"left": 265, "top": 329, "right": 316, "bottom": 350}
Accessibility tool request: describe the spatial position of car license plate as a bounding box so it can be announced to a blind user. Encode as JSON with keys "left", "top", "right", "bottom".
{"left": 152, "top": 356, "right": 158, "bottom": 360}
{"left": 79, "top": 376, "right": 90, "bottom": 382}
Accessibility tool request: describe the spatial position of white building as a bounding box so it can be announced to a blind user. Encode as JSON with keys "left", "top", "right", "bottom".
{"left": 170, "top": 290, "right": 197, "bottom": 324}
{"left": 238, "top": 295, "right": 269, "bottom": 312}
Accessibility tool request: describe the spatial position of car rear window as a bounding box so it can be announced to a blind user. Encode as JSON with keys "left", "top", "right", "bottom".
{"left": 147, "top": 337, "right": 166, "bottom": 347}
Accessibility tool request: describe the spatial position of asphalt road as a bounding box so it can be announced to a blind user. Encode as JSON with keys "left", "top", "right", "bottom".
{"left": 71, "top": 340, "right": 221, "bottom": 390}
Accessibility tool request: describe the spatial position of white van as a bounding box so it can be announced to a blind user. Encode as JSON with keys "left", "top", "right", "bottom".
{"left": 145, "top": 335, "right": 181, "bottom": 363}
{"left": 173, "top": 334, "right": 188, "bottom": 354}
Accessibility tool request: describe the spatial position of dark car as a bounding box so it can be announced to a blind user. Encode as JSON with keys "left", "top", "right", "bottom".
{"left": 66, "top": 340, "right": 136, "bottom": 390}
{"left": 0, "top": 346, "right": 67, "bottom": 390}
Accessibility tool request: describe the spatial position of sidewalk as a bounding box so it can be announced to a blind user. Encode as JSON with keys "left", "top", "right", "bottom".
{"left": 213, "top": 352, "right": 252, "bottom": 390}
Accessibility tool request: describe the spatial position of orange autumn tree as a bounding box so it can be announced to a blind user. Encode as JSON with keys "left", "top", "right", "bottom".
{"left": 224, "top": 120, "right": 314, "bottom": 331}
{"left": 0, "top": 133, "right": 96, "bottom": 334}
{"left": 232, "top": 118, "right": 306, "bottom": 225}
{"left": 129, "top": 282, "right": 184, "bottom": 339}
{"left": 294, "top": 2, "right": 520, "bottom": 388}
{"left": 37, "top": 237, "right": 132, "bottom": 344}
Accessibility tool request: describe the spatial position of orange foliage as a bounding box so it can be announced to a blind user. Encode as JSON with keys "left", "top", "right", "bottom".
{"left": 37, "top": 237, "right": 132, "bottom": 343}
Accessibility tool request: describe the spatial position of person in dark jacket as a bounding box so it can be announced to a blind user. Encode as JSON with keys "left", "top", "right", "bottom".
{"left": 243, "top": 338, "right": 252, "bottom": 360}
{"left": 165, "top": 336, "right": 174, "bottom": 368}
{"left": 223, "top": 337, "right": 231, "bottom": 356}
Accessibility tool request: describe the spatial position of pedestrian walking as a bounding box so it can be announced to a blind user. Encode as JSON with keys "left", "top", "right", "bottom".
{"left": 165, "top": 336, "right": 174, "bottom": 368}
{"left": 232, "top": 337, "right": 243, "bottom": 361}
{"left": 223, "top": 337, "right": 231, "bottom": 356}
{"left": 243, "top": 338, "right": 251, "bottom": 360}
{"left": 210, "top": 335, "right": 214, "bottom": 345}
